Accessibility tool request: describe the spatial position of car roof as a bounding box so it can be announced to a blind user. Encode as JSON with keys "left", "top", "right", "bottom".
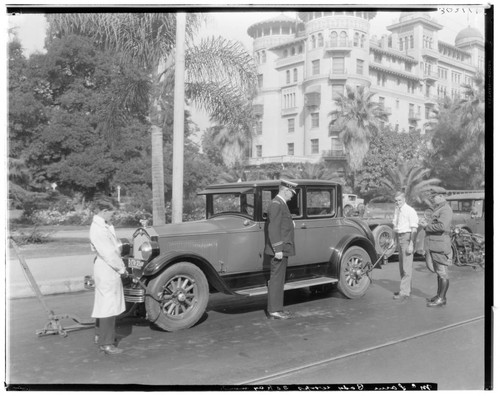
{"left": 198, "top": 179, "right": 341, "bottom": 194}
{"left": 446, "top": 192, "right": 484, "bottom": 200}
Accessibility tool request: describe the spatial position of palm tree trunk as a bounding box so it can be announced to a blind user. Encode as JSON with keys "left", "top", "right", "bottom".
{"left": 151, "top": 123, "right": 165, "bottom": 225}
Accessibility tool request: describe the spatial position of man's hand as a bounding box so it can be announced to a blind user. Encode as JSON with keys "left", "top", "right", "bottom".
{"left": 120, "top": 271, "right": 130, "bottom": 280}
{"left": 274, "top": 251, "right": 283, "bottom": 260}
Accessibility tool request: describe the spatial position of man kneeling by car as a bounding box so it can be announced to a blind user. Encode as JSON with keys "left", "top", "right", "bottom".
{"left": 264, "top": 180, "right": 297, "bottom": 320}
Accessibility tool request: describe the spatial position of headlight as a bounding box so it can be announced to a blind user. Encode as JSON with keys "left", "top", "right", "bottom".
{"left": 118, "top": 238, "right": 131, "bottom": 256}
{"left": 139, "top": 241, "right": 154, "bottom": 260}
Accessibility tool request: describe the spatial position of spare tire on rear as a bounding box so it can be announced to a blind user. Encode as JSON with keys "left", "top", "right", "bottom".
{"left": 372, "top": 224, "right": 396, "bottom": 256}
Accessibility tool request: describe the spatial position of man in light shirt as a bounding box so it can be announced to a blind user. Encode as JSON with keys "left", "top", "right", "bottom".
{"left": 392, "top": 191, "right": 419, "bottom": 302}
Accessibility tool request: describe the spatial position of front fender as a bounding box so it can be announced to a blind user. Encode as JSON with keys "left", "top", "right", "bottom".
{"left": 142, "top": 251, "right": 235, "bottom": 295}
{"left": 329, "top": 235, "right": 378, "bottom": 278}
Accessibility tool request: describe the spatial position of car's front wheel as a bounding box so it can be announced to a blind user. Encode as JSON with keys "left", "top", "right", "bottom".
{"left": 337, "top": 246, "right": 371, "bottom": 299}
{"left": 145, "top": 262, "right": 209, "bottom": 332}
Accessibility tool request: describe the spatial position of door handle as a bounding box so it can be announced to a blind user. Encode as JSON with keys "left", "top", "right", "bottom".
{"left": 301, "top": 223, "right": 307, "bottom": 229}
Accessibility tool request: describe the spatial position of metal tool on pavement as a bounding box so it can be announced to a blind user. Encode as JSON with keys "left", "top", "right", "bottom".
{"left": 10, "top": 238, "right": 95, "bottom": 337}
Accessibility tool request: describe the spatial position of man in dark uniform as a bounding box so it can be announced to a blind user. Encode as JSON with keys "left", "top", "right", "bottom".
{"left": 264, "top": 179, "right": 297, "bottom": 320}
{"left": 419, "top": 192, "right": 453, "bottom": 307}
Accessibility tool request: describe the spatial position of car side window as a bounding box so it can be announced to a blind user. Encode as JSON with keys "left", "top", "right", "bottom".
{"left": 261, "top": 188, "right": 302, "bottom": 220}
{"left": 306, "top": 188, "right": 335, "bottom": 217}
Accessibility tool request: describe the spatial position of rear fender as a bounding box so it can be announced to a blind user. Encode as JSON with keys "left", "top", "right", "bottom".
{"left": 143, "top": 251, "right": 235, "bottom": 295}
{"left": 329, "top": 235, "right": 378, "bottom": 278}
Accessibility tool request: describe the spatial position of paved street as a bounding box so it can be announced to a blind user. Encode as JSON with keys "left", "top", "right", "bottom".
{"left": 5, "top": 258, "right": 489, "bottom": 390}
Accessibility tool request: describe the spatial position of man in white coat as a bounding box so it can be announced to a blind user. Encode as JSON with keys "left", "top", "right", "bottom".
{"left": 90, "top": 201, "right": 129, "bottom": 354}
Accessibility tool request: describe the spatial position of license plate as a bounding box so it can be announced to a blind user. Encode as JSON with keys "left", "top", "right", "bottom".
{"left": 128, "top": 258, "right": 145, "bottom": 269}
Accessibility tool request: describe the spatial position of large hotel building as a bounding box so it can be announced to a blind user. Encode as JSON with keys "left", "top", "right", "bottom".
{"left": 245, "top": 11, "right": 485, "bottom": 173}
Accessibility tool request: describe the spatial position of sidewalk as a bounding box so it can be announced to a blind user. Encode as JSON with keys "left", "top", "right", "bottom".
{"left": 7, "top": 227, "right": 137, "bottom": 299}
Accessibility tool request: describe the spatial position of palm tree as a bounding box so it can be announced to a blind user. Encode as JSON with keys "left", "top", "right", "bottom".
{"left": 456, "top": 71, "right": 485, "bottom": 178}
{"left": 328, "top": 85, "right": 388, "bottom": 173}
{"left": 47, "top": 13, "right": 257, "bottom": 225}
{"left": 378, "top": 160, "right": 444, "bottom": 206}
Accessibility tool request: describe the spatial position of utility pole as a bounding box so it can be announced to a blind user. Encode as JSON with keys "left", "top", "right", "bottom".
{"left": 171, "top": 12, "right": 186, "bottom": 223}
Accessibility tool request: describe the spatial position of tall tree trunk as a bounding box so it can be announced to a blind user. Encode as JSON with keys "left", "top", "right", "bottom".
{"left": 151, "top": 123, "right": 165, "bottom": 225}
{"left": 171, "top": 12, "right": 186, "bottom": 224}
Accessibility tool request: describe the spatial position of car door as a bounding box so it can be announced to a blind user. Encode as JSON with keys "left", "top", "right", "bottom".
{"left": 299, "top": 186, "right": 339, "bottom": 264}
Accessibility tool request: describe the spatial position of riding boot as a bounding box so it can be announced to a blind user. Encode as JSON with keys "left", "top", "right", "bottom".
{"left": 426, "top": 277, "right": 441, "bottom": 303}
{"left": 427, "top": 278, "right": 449, "bottom": 307}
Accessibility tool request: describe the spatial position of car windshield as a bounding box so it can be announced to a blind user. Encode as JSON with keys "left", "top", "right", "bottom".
{"left": 211, "top": 193, "right": 255, "bottom": 217}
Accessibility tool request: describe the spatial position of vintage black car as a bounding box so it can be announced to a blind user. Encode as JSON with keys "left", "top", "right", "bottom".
{"left": 119, "top": 180, "right": 380, "bottom": 332}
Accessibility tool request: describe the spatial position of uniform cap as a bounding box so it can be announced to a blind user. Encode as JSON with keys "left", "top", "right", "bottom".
{"left": 280, "top": 179, "right": 298, "bottom": 194}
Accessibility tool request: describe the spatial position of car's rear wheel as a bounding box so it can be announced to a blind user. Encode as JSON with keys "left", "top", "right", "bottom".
{"left": 337, "top": 246, "right": 371, "bottom": 299}
{"left": 145, "top": 262, "right": 209, "bottom": 332}
{"left": 372, "top": 225, "right": 395, "bottom": 256}
{"left": 344, "top": 205, "right": 353, "bottom": 216}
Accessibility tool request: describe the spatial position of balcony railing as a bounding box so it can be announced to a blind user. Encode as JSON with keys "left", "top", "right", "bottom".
{"left": 408, "top": 111, "right": 422, "bottom": 121}
{"left": 324, "top": 40, "right": 353, "bottom": 51}
{"left": 322, "top": 150, "right": 347, "bottom": 160}
{"left": 423, "top": 70, "right": 439, "bottom": 80}
{"left": 275, "top": 53, "right": 305, "bottom": 68}
{"left": 281, "top": 107, "right": 299, "bottom": 116}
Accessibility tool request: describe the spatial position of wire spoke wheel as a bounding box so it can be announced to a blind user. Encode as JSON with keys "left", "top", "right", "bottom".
{"left": 337, "top": 246, "right": 371, "bottom": 299}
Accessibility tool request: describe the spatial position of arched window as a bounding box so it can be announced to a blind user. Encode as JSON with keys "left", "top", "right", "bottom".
{"left": 410, "top": 35, "right": 414, "bottom": 49}
{"left": 340, "top": 31, "right": 347, "bottom": 47}
{"left": 284, "top": 49, "right": 288, "bottom": 57}
{"left": 286, "top": 70, "right": 290, "bottom": 84}
{"left": 404, "top": 36, "right": 409, "bottom": 50}
{"left": 298, "top": 45, "right": 303, "bottom": 53}
{"left": 399, "top": 38, "right": 403, "bottom": 51}
{"left": 361, "top": 34, "right": 365, "bottom": 48}
{"left": 293, "top": 68, "right": 298, "bottom": 82}
{"left": 311, "top": 35, "right": 316, "bottom": 49}
{"left": 330, "top": 31, "right": 338, "bottom": 47}
{"left": 354, "top": 32, "right": 360, "bottom": 47}
{"left": 291, "top": 47, "right": 296, "bottom": 56}
{"left": 318, "top": 33, "right": 324, "bottom": 47}
{"left": 262, "top": 51, "right": 266, "bottom": 63}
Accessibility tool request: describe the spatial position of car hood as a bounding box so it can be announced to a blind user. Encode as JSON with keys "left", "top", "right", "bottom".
{"left": 148, "top": 216, "right": 249, "bottom": 238}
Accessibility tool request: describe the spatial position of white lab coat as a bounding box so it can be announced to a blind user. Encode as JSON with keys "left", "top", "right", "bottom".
{"left": 89, "top": 215, "right": 126, "bottom": 318}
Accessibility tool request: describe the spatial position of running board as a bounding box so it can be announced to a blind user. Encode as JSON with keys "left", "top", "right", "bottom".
{"left": 235, "top": 276, "right": 338, "bottom": 297}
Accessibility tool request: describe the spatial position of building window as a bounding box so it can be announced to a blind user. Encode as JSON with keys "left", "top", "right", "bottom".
{"left": 312, "top": 59, "right": 320, "bottom": 75}
{"left": 257, "top": 74, "right": 263, "bottom": 88}
{"left": 284, "top": 49, "right": 288, "bottom": 57}
{"left": 288, "top": 118, "right": 295, "bottom": 133}
{"left": 256, "top": 118, "right": 263, "bottom": 135}
{"left": 283, "top": 92, "right": 296, "bottom": 109}
{"left": 377, "top": 72, "right": 386, "bottom": 86}
{"left": 318, "top": 33, "right": 324, "bottom": 47}
{"left": 374, "top": 53, "right": 382, "bottom": 63}
{"left": 331, "top": 57, "right": 344, "bottom": 74}
{"left": 356, "top": 59, "right": 364, "bottom": 75}
{"left": 340, "top": 31, "right": 347, "bottom": 46}
{"left": 332, "top": 84, "right": 344, "bottom": 98}
{"left": 287, "top": 143, "right": 294, "bottom": 156}
{"left": 311, "top": 139, "right": 319, "bottom": 154}
{"left": 311, "top": 35, "right": 316, "bottom": 49}
{"left": 291, "top": 47, "right": 296, "bottom": 56}
{"left": 396, "top": 100, "right": 400, "bottom": 109}
{"left": 256, "top": 145, "right": 262, "bottom": 157}
{"left": 286, "top": 70, "right": 290, "bottom": 84}
{"left": 311, "top": 113, "right": 319, "bottom": 128}
{"left": 330, "top": 31, "right": 338, "bottom": 47}
{"left": 354, "top": 32, "right": 360, "bottom": 47}
{"left": 293, "top": 68, "right": 298, "bottom": 82}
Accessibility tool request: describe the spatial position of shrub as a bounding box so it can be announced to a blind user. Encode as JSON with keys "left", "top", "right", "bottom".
{"left": 10, "top": 227, "right": 53, "bottom": 245}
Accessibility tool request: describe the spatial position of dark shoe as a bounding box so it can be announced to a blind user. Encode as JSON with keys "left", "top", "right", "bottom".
{"left": 427, "top": 277, "right": 442, "bottom": 302}
{"left": 267, "top": 310, "right": 294, "bottom": 320}
{"left": 99, "top": 345, "right": 123, "bottom": 355}
{"left": 427, "top": 297, "right": 446, "bottom": 307}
